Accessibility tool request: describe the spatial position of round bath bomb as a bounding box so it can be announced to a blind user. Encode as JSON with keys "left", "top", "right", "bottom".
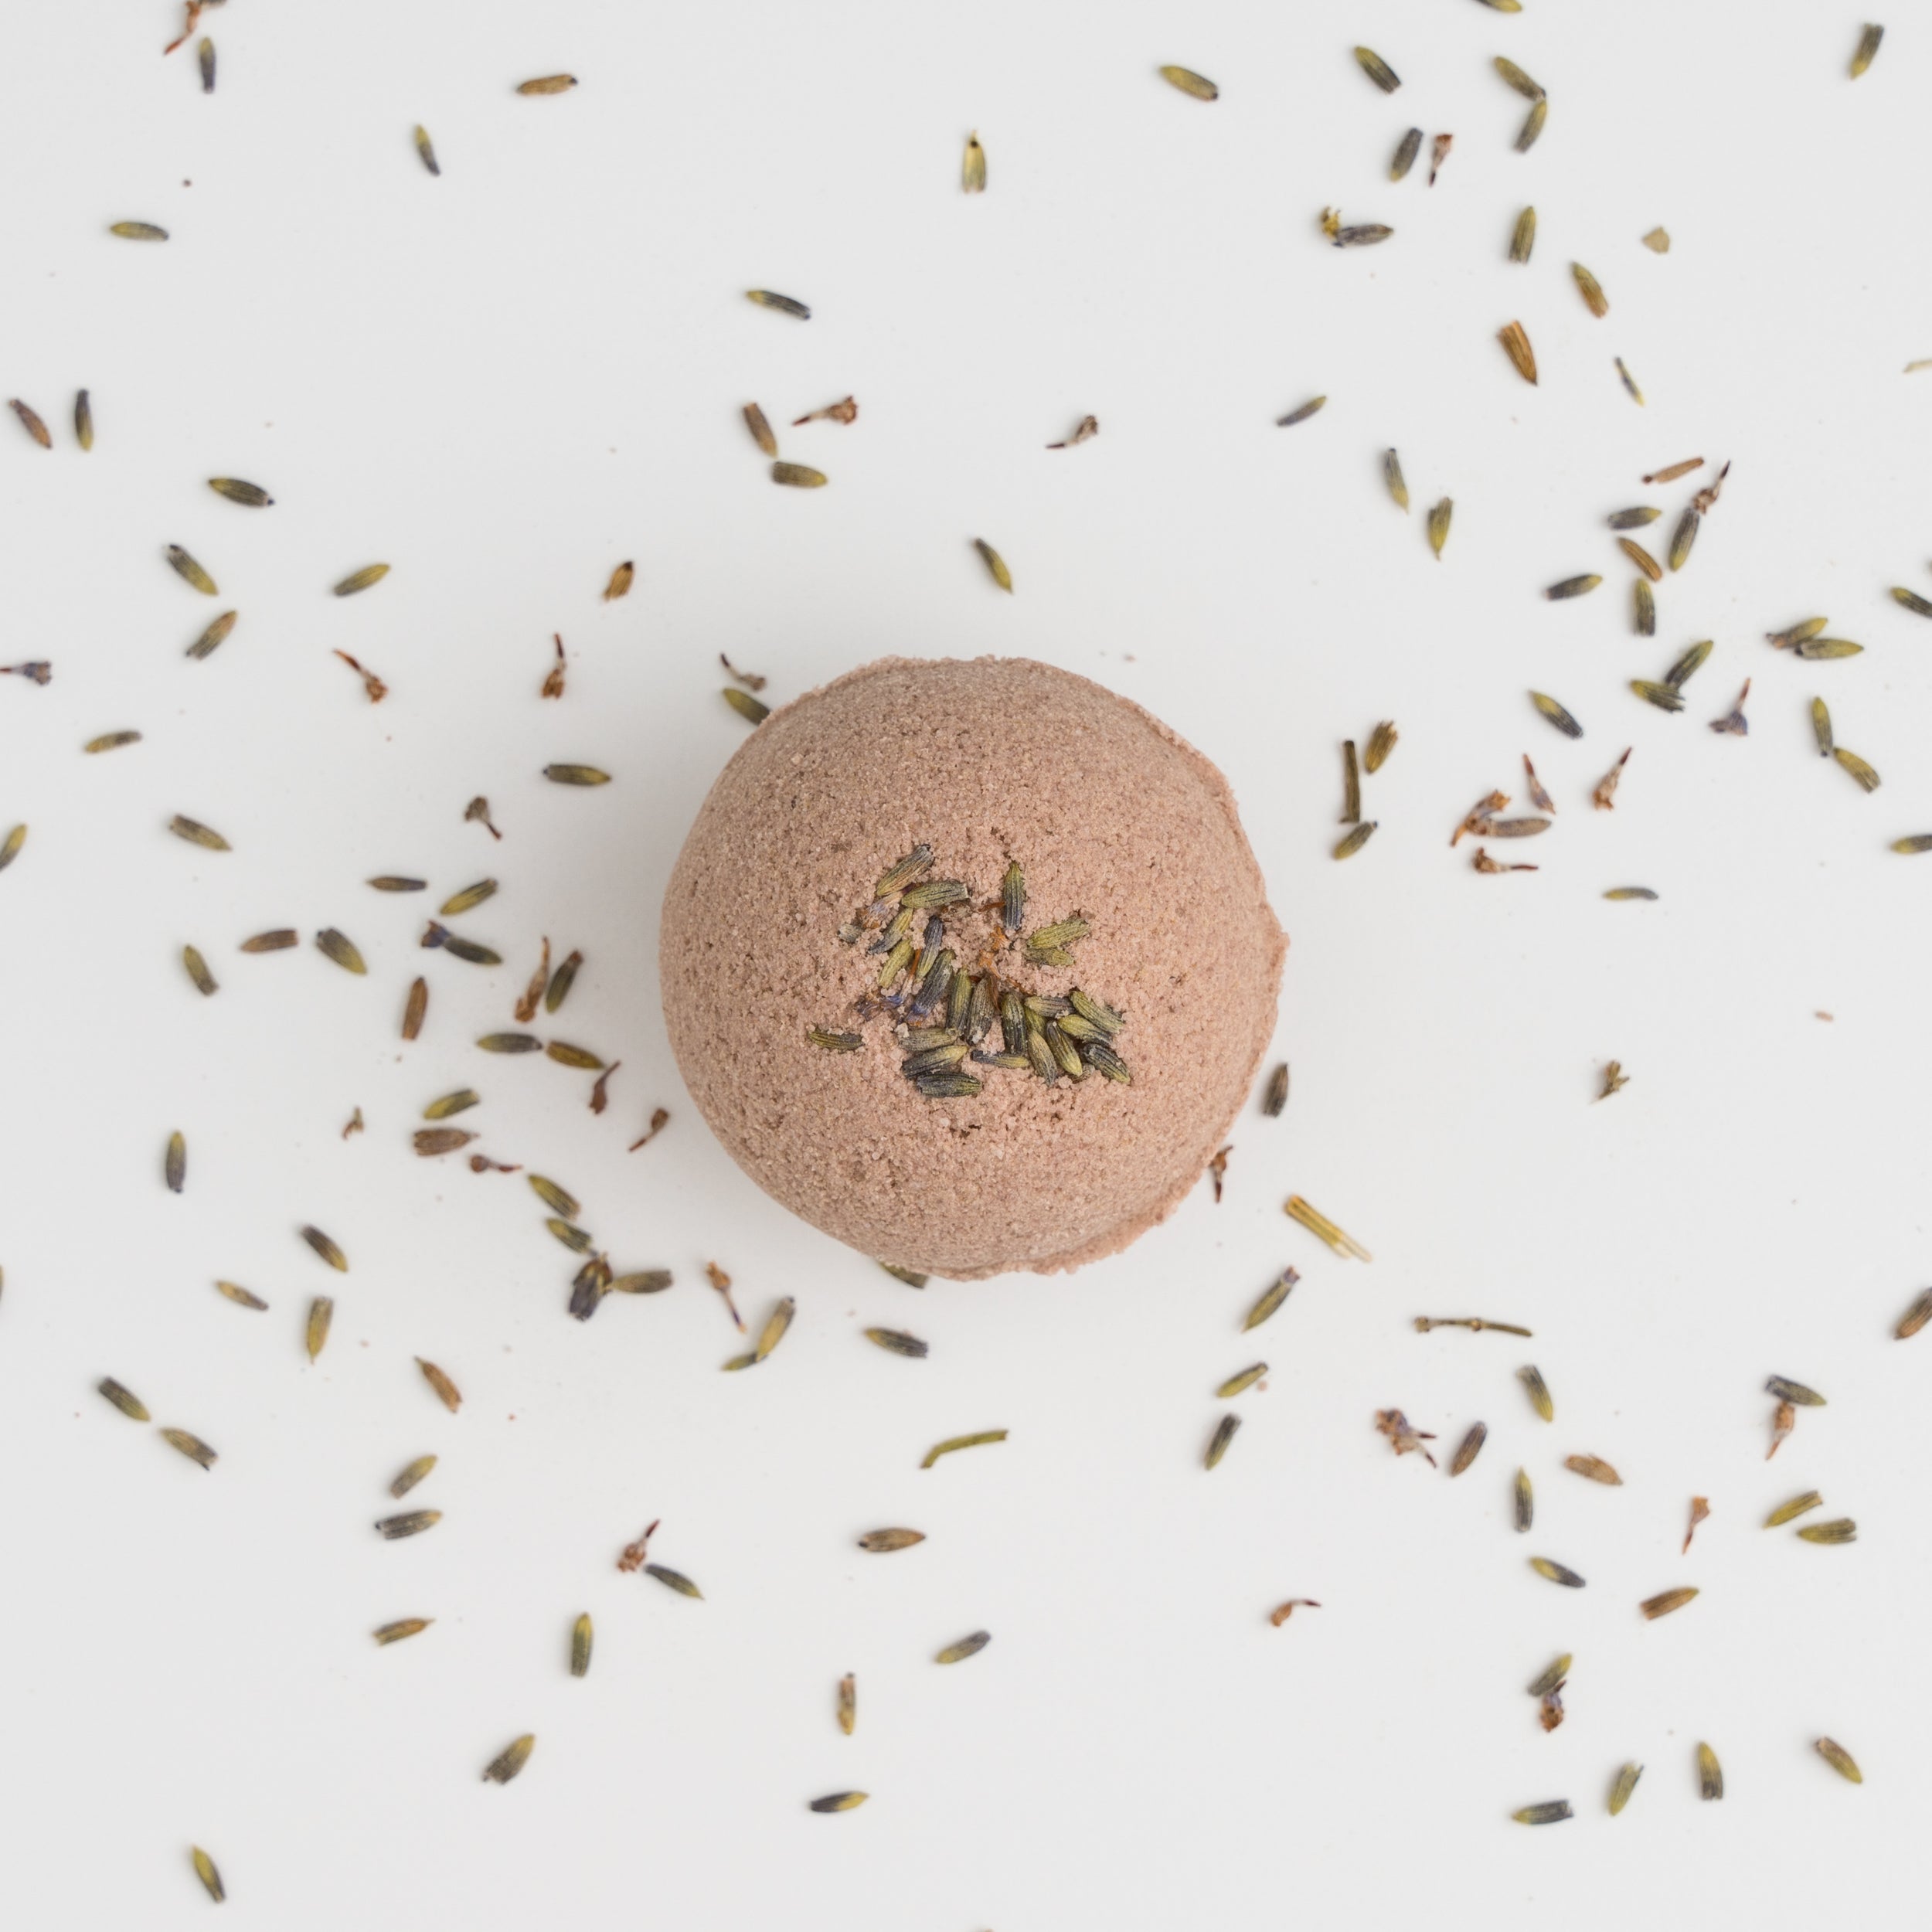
{"left": 659, "top": 656, "right": 1285, "bottom": 1278}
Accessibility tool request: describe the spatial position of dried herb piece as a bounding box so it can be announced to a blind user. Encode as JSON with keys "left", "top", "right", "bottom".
{"left": 1609, "top": 506, "right": 1662, "bottom": 530}
{"left": 1571, "top": 264, "right": 1608, "bottom": 317}
{"left": 1529, "top": 690, "right": 1583, "bottom": 738}
{"left": 973, "top": 538, "right": 1013, "bottom": 591}
{"left": 545, "top": 949, "right": 583, "bottom": 1014}
{"left": 961, "top": 128, "right": 986, "bottom": 191}
{"left": 794, "top": 396, "right": 858, "bottom": 427}
{"left": 482, "top": 1735, "right": 535, "bottom": 1784}
{"left": 1850, "top": 23, "right": 1884, "bottom": 77}
{"left": 1539, "top": 1688, "right": 1565, "bottom": 1733}
{"left": 809, "top": 1790, "right": 869, "bottom": 1813}
{"left": 191, "top": 1848, "right": 224, "bottom": 1903}
{"left": 98, "top": 1377, "right": 151, "bottom": 1421}
{"left": 213, "top": 1280, "right": 267, "bottom": 1311}
{"left": 1261, "top": 1064, "right": 1289, "bottom": 1117}
{"left": 296, "top": 1226, "right": 346, "bottom": 1273}
{"left": 1514, "top": 1468, "right": 1534, "bottom": 1531}
{"left": 1519, "top": 1366, "right": 1553, "bottom": 1420}
{"left": 422, "top": 1090, "right": 478, "bottom": 1122}
{"left": 717, "top": 688, "right": 770, "bottom": 730}
{"left": 1427, "top": 497, "right": 1452, "bottom": 558}
{"left": 1324, "top": 210, "right": 1393, "bottom": 248}
{"left": 1812, "top": 698, "right": 1834, "bottom": 759}
{"left": 9, "top": 399, "right": 51, "bottom": 447}
{"left": 1333, "top": 822, "right": 1376, "bottom": 860}
{"left": 1766, "top": 1491, "right": 1823, "bottom": 1527}
{"left": 1046, "top": 414, "right": 1099, "bottom": 448}
{"left": 1428, "top": 134, "right": 1454, "bottom": 185}
{"left": 1216, "top": 1362, "right": 1267, "bottom": 1400}
{"left": 182, "top": 609, "right": 238, "bottom": 661}
{"left": 1794, "top": 636, "right": 1862, "bottom": 661}
{"left": 315, "top": 928, "right": 366, "bottom": 975}
{"left": 1634, "top": 577, "right": 1655, "bottom": 635}
{"left": 1509, "top": 206, "right": 1536, "bottom": 263}
{"left": 1609, "top": 1764, "right": 1643, "bottom": 1815}
{"left": 1638, "top": 1587, "right": 1698, "bottom": 1621}
{"left": 864, "top": 1327, "right": 927, "bottom": 1358}
{"left": 1798, "top": 1518, "right": 1857, "bottom": 1544}
{"left": 567, "top": 1612, "right": 593, "bottom": 1679}
{"left": 165, "top": 1131, "right": 186, "bottom": 1193}
{"left": 1382, "top": 447, "right": 1409, "bottom": 509}
{"left": 1546, "top": 574, "right": 1600, "bottom": 600}
{"left": 402, "top": 977, "right": 427, "bottom": 1041}
{"left": 1709, "top": 680, "right": 1751, "bottom": 735}
{"left": 1512, "top": 1802, "right": 1572, "bottom": 1826}
{"left": 1284, "top": 1194, "right": 1371, "bottom": 1259}
{"left": 1448, "top": 1423, "right": 1487, "bottom": 1475}
{"left": 304, "top": 1294, "right": 334, "bottom": 1362}
{"left": 1642, "top": 226, "right": 1670, "bottom": 253}
{"left": 73, "top": 389, "right": 93, "bottom": 450}
{"left": 546, "top": 1041, "right": 604, "bottom": 1070}
{"left": 1242, "top": 1267, "right": 1297, "bottom": 1329}
{"left": 1835, "top": 747, "right": 1880, "bottom": 792}
{"left": 1515, "top": 98, "right": 1548, "bottom": 151}
{"left": 1530, "top": 1557, "right": 1583, "bottom": 1587}
{"left": 1598, "top": 1060, "right": 1629, "bottom": 1099}
{"left": 923, "top": 1428, "right": 1008, "bottom": 1470}
{"left": 836, "top": 1673, "right": 855, "bottom": 1734}
{"left": 1817, "top": 1737, "right": 1863, "bottom": 1783}
{"left": 1564, "top": 1454, "right": 1621, "bottom": 1485}
{"left": 753, "top": 1295, "right": 796, "bottom": 1362}
{"left": 332, "top": 563, "right": 389, "bottom": 597}
{"left": 1896, "top": 1289, "right": 1932, "bottom": 1337}
{"left": 1593, "top": 747, "right": 1633, "bottom": 811}
{"left": 110, "top": 221, "right": 169, "bottom": 240}
{"left": 1766, "top": 1374, "right": 1825, "bottom": 1407}
{"left": 373, "top": 1618, "right": 430, "bottom": 1645}
{"left": 414, "top": 124, "right": 439, "bottom": 175}
{"left": 1158, "top": 65, "right": 1217, "bottom": 100}
{"left": 1498, "top": 321, "right": 1538, "bottom": 385}
{"left": 1682, "top": 1497, "right": 1711, "bottom": 1553}
{"left": 1890, "top": 587, "right": 1932, "bottom": 618}
{"left": 1389, "top": 128, "right": 1423, "bottom": 181}
{"left": 208, "top": 476, "right": 272, "bottom": 507}
{"left": 935, "top": 1630, "right": 991, "bottom": 1665}
{"left": 1521, "top": 757, "right": 1554, "bottom": 815}
{"left": 746, "top": 288, "right": 809, "bottom": 318}
{"left": 389, "top": 1455, "right": 437, "bottom": 1499}
{"left": 1276, "top": 396, "right": 1326, "bottom": 427}
{"left": 1269, "top": 1599, "right": 1321, "bottom": 1625}
{"left": 1697, "top": 1743, "right": 1723, "bottom": 1800}
{"left": 858, "top": 1528, "right": 926, "bottom": 1553}
{"left": 166, "top": 546, "right": 219, "bottom": 597}
{"left": 1205, "top": 1414, "right": 1241, "bottom": 1469}
{"left": 644, "top": 1563, "right": 702, "bottom": 1597}
{"left": 1, "top": 661, "right": 52, "bottom": 683}
{"left": 607, "top": 1270, "right": 672, "bottom": 1295}
{"left": 543, "top": 763, "right": 611, "bottom": 784}
{"left": 1527, "top": 1655, "right": 1572, "bottom": 1699}
{"left": 1630, "top": 679, "right": 1683, "bottom": 714}
{"left": 464, "top": 797, "right": 502, "bottom": 840}
{"left": 1494, "top": 57, "right": 1545, "bottom": 100}
{"left": 1353, "top": 46, "right": 1401, "bottom": 92}
{"left": 1340, "top": 740, "right": 1360, "bottom": 823}
{"left": 416, "top": 1358, "right": 461, "bottom": 1412}
{"left": 1374, "top": 1409, "right": 1437, "bottom": 1466}
{"left": 161, "top": 1427, "right": 217, "bottom": 1469}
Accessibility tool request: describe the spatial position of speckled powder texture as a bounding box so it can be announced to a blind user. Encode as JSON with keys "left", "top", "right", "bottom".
{"left": 660, "top": 656, "right": 1286, "bottom": 1278}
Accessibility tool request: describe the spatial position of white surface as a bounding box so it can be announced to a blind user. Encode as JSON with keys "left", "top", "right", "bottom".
{"left": 2, "top": 2, "right": 1929, "bottom": 1925}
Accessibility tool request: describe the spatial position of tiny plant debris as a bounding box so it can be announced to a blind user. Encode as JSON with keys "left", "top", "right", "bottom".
{"left": 1599, "top": 1061, "right": 1629, "bottom": 1100}
{"left": 1374, "top": 1408, "right": 1437, "bottom": 1466}
{"left": 1684, "top": 1497, "right": 1710, "bottom": 1553}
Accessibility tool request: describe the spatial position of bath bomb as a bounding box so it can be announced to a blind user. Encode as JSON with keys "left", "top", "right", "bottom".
{"left": 659, "top": 656, "right": 1285, "bottom": 1278}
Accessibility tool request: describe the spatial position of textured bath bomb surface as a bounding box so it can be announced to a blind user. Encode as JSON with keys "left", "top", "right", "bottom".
{"left": 659, "top": 656, "right": 1285, "bottom": 1279}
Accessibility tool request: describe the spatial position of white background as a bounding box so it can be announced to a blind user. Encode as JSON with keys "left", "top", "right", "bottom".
{"left": 2, "top": 2, "right": 1929, "bottom": 1925}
